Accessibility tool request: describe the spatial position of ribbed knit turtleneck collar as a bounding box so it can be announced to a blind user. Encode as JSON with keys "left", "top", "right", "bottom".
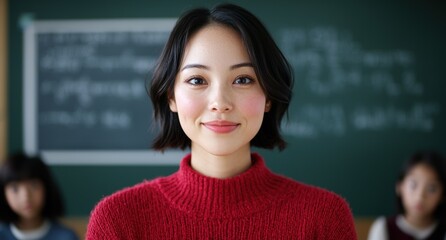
{"left": 157, "top": 153, "right": 287, "bottom": 219}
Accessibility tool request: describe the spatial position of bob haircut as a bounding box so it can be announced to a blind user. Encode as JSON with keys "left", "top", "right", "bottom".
{"left": 396, "top": 151, "right": 446, "bottom": 220}
{"left": 0, "top": 153, "right": 65, "bottom": 222}
{"left": 149, "top": 3, "right": 293, "bottom": 151}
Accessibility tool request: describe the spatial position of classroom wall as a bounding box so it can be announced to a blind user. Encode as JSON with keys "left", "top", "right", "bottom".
{"left": 7, "top": 0, "right": 446, "bottom": 222}
{"left": 0, "top": 0, "right": 7, "bottom": 162}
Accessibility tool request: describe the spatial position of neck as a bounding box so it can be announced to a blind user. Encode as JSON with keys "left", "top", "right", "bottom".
{"left": 15, "top": 217, "right": 45, "bottom": 231}
{"left": 161, "top": 153, "right": 283, "bottom": 218}
{"left": 190, "top": 145, "right": 252, "bottom": 179}
{"left": 404, "top": 213, "right": 435, "bottom": 230}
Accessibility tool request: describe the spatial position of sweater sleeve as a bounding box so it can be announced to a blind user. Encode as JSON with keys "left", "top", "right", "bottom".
{"left": 317, "top": 193, "right": 358, "bottom": 240}
{"left": 86, "top": 198, "right": 120, "bottom": 240}
{"left": 86, "top": 193, "right": 138, "bottom": 240}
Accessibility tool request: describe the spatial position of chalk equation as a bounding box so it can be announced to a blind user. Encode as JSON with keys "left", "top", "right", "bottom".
{"left": 279, "top": 27, "right": 441, "bottom": 138}
{"left": 36, "top": 30, "right": 168, "bottom": 131}
{"left": 279, "top": 27, "right": 422, "bottom": 97}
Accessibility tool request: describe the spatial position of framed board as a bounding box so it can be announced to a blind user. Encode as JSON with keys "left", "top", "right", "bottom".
{"left": 23, "top": 19, "right": 185, "bottom": 165}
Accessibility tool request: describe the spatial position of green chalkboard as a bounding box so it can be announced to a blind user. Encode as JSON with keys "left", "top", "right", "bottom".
{"left": 7, "top": 0, "right": 446, "bottom": 217}
{"left": 31, "top": 22, "right": 170, "bottom": 150}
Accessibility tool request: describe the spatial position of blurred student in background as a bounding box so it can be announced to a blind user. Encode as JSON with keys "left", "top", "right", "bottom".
{"left": 368, "top": 151, "right": 446, "bottom": 240}
{"left": 0, "top": 153, "right": 78, "bottom": 240}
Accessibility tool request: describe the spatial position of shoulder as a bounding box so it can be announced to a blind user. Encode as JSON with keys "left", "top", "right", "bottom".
{"left": 0, "top": 223, "right": 12, "bottom": 238}
{"left": 0, "top": 223, "right": 7, "bottom": 232}
{"left": 0, "top": 223, "right": 15, "bottom": 240}
{"left": 88, "top": 178, "right": 167, "bottom": 228}
{"left": 275, "top": 177, "right": 357, "bottom": 239}
{"left": 370, "top": 216, "right": 387, "bottom": 228}
{"left": 0, "top": 222, "right": 9, "bottom": 233}
{"left": 86, "top": 179, "right": 165, "bottom": 239}
{"left": 279, "top": 176, "right": 352, "bottom": 214}
{"left": 367, "top": 216, "right": 388, "bottom": 240}
{"left": 90, "top": 179, "right": 162, "bottom": 218}
{"left": 48, "top": 222, "right": 79, "bottom": 240}
{"left": 99, "top": 180, "right": 158, "bottom": 203}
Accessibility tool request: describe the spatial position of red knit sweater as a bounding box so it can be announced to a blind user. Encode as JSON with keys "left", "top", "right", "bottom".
{"left": 87, "top": 153, "right": 357, "bottom": 239}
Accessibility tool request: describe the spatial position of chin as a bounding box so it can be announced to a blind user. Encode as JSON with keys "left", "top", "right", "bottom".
{"left": 206, "top": 148, "right": 239, "bottom": 157}
{"left": 197, "top": 143, "right": 247, "bottom": 157}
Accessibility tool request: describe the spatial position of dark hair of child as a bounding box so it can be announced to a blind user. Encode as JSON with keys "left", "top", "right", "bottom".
{"left": 396, "top": 151, "right": 446, "bottom": 220}
{"left": 0, "top": 153, "right": 65, "bottom": 222}
{"left": 149, "top": 3, "right": 294, "bottom": 151}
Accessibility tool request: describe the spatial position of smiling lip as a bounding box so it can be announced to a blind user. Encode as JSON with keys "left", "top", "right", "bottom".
{"left": 202, "top": 120, "right": 240, "bottom": 133}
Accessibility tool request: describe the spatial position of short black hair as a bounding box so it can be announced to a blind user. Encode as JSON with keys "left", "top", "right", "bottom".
{"left": 149, "top": 3, "right": 293, "bottom": 151}
{"left": 395, "top": 151, "right": 446, "bottom": 220}
{"left": 0, "top": 152, "right": 65, "bottom": 222}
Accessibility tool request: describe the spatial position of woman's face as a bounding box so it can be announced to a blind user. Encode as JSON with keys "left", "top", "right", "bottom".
{"left": 5, "top": 179, "right": 45, "bottom": 221}
{"left": 398, "top": 163, "right": 443, "bottom": 220}
{"left": 170, "top": 24, "right": 269, "bottom": 157}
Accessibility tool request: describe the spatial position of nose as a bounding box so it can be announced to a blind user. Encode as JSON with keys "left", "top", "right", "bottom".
{"left": 22, "top": 187, "right": 33, "bottom": 200}
{"left": 209, "top": 83, "right": 233, "bottom": 113}
{"left": 15, "top": 186, "right": 32, "bottom": 204}
{"left": 413, "top": 188, "right": 427, "bottom": 203}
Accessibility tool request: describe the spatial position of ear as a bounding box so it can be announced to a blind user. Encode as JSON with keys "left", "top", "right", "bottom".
{"left": 265, "top": 100, "right": 272, "bottom": 112}
{"left": 395, "top": 183, "right": 401, "bottom": 196}
{"left": 169, "top": 97, "right": 178, "bottom": 112}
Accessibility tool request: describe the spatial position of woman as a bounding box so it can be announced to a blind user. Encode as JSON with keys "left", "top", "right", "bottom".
{"left": 87, "top": 3, "right": 357, "bottom": 239}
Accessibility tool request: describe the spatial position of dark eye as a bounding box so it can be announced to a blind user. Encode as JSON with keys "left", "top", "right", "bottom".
{"left": 7, "top": 182, "right": 19, "bottom": 192}
{"left": 409, "top": 180, "right": 417, "bottom": 190}
{"left": 187, "top": 77, "right": 206, "bottom": 85}
{"left": 234, "top": 76, "right": 254, "bottom": 85}
{"left": 427, "top": 184, "right": 439, "bottom": 194}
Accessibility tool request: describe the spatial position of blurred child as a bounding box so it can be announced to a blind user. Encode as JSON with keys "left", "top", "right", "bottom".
{"left": 0, "top": 153, "right": 78, "bottom": 240}
{"left": 368, "top": 151, "right": 446, "bottom": 240}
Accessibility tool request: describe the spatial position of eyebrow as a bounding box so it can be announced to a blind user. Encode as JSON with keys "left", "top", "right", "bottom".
{"left": 180, "top": 62, "right": 254, "bottom": 71}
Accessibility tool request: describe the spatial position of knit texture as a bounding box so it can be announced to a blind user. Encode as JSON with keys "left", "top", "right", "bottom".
{"left": 86, "top": 153, "right": 357, "bottom": 239}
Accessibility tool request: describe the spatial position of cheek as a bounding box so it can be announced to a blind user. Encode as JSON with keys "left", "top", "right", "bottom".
{"left": 240, "top": 94, "right": 266, "bottom": 117}
{"left": 174, "top": 91, "right": 204, "bottom": 120}
{"left": 399, "top": 185, "right": 413, "bottom": 204}
{"left": 35, "top": 194, "right": 45, "bottom": 211}
{"left": 429, "top": 191, "right": 443, "bottom": 205}
{"left": 400, "top": 191, "right": 412, "bottom": 205}
{"left": 5, "top": 190, "right": 17, "bottom": 206}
